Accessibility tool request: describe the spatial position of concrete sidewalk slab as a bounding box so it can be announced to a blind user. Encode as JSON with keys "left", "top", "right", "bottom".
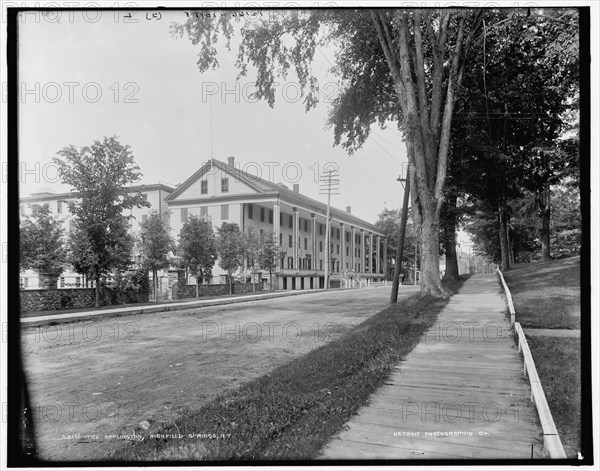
{"left": 318, "top": 274, "right": 547, "bottom": 460}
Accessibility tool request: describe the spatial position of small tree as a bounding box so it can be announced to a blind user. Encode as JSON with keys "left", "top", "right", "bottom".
{"left": 139, "top": 211, "right": 173, "bottom": 301}
{"left": 178, "top": 215, "right": 217, "bottom": 297}
{"left": 258, "top": 230, "right": 281, "bottom": 291}
{"left": 216, "top": 222, "right": 244, "bottom": 295}
{"left": 54, "top": 136, "right": 150, "bottom": 306}
{"left": 20, "top": 204, "right": 66, "bottom": 284}
{"left": 243, "top": 226, "right": 262, "bottom": 292}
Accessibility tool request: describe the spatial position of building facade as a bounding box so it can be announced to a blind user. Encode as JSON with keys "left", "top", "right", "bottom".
{"left": 165, "top": 157, "right": 387, "bottom": 290}
{"left": 19, "top": 157, "right": 388, "bottom": 292}
{"left": 19, "top": 183, "right": 174, "bottom": 289}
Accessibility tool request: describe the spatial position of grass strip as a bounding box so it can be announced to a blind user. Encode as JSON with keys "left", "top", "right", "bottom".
{"left": 113, "top": 278, "right": 465, "bottom": 461}
{"left": 503, "top": 257, "right": 580, "bottom": 329}
{"left": 527, "top": 336, "right": 581, "bottom": 458}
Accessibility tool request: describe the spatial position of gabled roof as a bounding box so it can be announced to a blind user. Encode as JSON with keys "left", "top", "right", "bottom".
{"left": 165, "top": 158, "right": 383, "bottom": 235}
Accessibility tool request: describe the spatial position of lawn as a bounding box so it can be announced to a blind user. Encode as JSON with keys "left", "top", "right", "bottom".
{"left": 527, "top": 337, "right": 581, "bottom": 459}
{"left": 112, "top": 278, "right": 465, "bottom": 461}
{"left": 503, "top": 256, "right": 582, "bottom": 458}
{"left": 503, "top": 256, "right": 580, "bottom": 329}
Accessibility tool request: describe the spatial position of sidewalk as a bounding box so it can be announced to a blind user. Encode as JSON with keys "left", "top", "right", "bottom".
{"left": 20, "top": 289, "right": 328, "bottom": 327}
{"left": 318, "top": 274, "right": 548, "bottom": 460}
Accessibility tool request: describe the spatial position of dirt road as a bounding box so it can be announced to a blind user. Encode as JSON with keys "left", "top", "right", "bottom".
{"left": 20, "top": 286, "right": 418, "bottom": 461}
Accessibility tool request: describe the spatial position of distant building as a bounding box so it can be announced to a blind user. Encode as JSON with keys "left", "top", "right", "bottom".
{"left": 19, "top": 183, "right": 174, "bottom": 289}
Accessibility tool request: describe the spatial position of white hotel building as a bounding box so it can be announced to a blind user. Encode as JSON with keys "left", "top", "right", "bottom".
{"left": 19, "top": 156, "right": 387, "bottom": 291}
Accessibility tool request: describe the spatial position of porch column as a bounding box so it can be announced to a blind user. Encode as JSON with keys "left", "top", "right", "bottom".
{"left": 376, "top": 235, "right": 381, "bottom": 274}
{"left": 311, "top": 213, "right": 317, "bottom": 271}
{"left": 360, "top": 229, "right": 365, "bottom": 274}
{"left": 293, "top": 207, "right": 299, "bottom": 270}
{"left": 273, "top": 202, "right": 280, "bottom": 271}
{"left": 351, "top": 226, "right": 356, "bottom": 273}
{"left": 368, "top": 232, "right": 373, "bottom": 274}
{"left": 340, "top": 223, "right": 346, "bottom": 273}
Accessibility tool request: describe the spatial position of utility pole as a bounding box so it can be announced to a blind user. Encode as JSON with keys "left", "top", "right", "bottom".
{"left": 391, "top": 166, "right": 410, "bottom": 304}
{"left": 319, "top": 168, "right": 339, "bottom": 290}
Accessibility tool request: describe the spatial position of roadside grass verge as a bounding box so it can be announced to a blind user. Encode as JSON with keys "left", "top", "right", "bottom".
{"left": 503, "top": 256, "right": 580, "bottom": 329}
{"left": 502, "top": 257, "right": 582, "bottom": 458}
{"left": 113, "top": 278, "right": 465, "bottom": 462}
{"left": 527, "top": 336, "right": 581, "bottom": 458}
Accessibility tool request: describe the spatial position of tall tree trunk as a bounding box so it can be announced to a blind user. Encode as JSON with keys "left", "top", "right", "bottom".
{"left": 409, "top": 162, "right": 446, "bottom": 298}
{"left": 153, "top": 269, "right": 158, "bottom": 302}
{"left": 95, "top": 275, "right": 100, "bottom": 307}
{"left": 498, "top": 198, "right": 510, "bottom": 270}
{"left": 228, "top": 273, "right": 233, "bottom": 295}
{"left": 195, "top": 274, "right": 199, "bottom": 298}
{"left": 269, "top": 269, "right": 273, "bottom": 291}
{"left": 507, "top": 225, "right": 515, "bottom": 266}
{"left": 539, "top": 183, "right": 552, "bottom": 261}
{"left": 441, "top": 194, "right": 460, "bottom": 281}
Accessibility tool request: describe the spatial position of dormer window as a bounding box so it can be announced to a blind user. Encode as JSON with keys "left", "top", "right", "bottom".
{"left": 201, "top": 180, "right": 208, "bottom": 194}
{"left": 221, "top": 178, "right": 229, "bottom": 193}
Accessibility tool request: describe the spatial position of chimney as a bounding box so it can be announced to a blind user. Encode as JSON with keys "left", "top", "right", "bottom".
{"left": 228, "top": 156, "right": 235, "bottom": 167}
{"left": 346, "top": 206, "right": 352, "bottom": 214}
{"left": 293, "top": 183, "right": 300, "bottom": 193}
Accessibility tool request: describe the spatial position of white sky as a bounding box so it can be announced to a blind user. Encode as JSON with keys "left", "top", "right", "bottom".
{"left": 17, "top": 8, "right": 410, "bottom": 226}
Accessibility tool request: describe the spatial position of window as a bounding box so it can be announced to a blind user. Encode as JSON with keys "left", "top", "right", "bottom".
{"left": 269, "top": 209, "right": 273, "bottom": 224}
{"left": 337, "top": 244, "right": 340, "bottom": 254}
{"left": 200, "top": 206, "right": 208, "bottom": 218}
{"left": 289, "top": 215, "right": 293, "bottom": 228}
{"left": 221, "top": 204, "right": 229, "bottom": 220}
{"left": 288, "top": 234, "right": 293, "bottom": 247}
{"left": 288, "top": 257, "right": 293, "bottom": 269}
{"left": 201, "top": 180, "right": 208, "bottom": 194}
{"left": 319, "top": 224, "right": 323, "bottom": 236}
{"left": 346, "top": 246, "right": 349, "bottom": 256}
{"left": 57, "top": 201, "right": 62, "bottom": 213}
{"left": 304, "top": 219, "right": 308, "bottom": 232}
{"left": 248, "top": 204, "right": 254, "bottom": 220}
{"left": 260, "top": 207, "right": 265, "bottom": 222}
{"left": 280, "top": 212, "right": 283, "bottom": 226}
{"left": 60, "top": 277, "right": 65, "bottom": 288}
{"left": 279, "top": 233, "right": 283, "bottom": 245}
{"left": 221, "top": 177, "right": 229, "bottom": 192}
{"left": 346, "top": 232, "right": 350, "bottom": 243}
{"left": 307, "top": 256, "right": 311, "bottom": 270}
{"left": 75, "top": 277, "right": 81, "bottom": 288}
{"left": 181, "top": 208, "right": 188, "bottom": 222}
{"left": 142, "top": 215, "right": 148, "bottom": 224}
{"left": 304, "top": 238, "right": 308, "bottom": 250}
{"left": 319, "top": 241, "right": 323, "bottom": 252}
{"left": 336, "top": 228, "right": 340, "bottom": 239}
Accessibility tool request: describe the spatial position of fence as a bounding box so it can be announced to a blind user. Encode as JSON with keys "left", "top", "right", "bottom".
{"left": 496, "top": 267, "right": 566, "bottom": 459}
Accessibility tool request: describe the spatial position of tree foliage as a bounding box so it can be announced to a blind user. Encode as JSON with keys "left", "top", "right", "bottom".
{"left": 54, "top": 136, "right": 149, "bottom": 306}
{"left": 139, "top": 211, "right": 174, "bottom": 301}
{"left": 258, "top": 230, "right": 284, "bottom": 290}
{"left": 178, "top": 215, "right": 217, "bottom": 296}
{"left": 216, "top": 222, "right": 244, "bottom": 294}
{"left": 173, "top": 8, "right": 485, "bottom": 297}
{"left": 20, "top": 204, "right": 66, "bottom": 274}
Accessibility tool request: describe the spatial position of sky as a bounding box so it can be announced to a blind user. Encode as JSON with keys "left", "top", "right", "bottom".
{"left": 17, "top": 9, "right": 411, "bottom": 227}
